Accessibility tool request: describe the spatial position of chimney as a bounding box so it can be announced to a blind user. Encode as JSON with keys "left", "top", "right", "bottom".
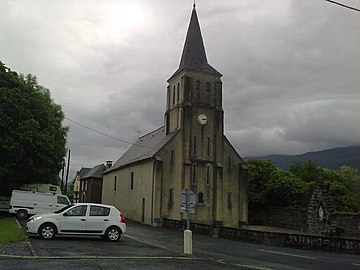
{"left": 106, "top": 160, "right": 113, "bottom": 168}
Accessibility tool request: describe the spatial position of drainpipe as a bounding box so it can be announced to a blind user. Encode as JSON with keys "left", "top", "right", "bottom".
{"left": 151, "top": 159, "right": 156, "bottom": 226}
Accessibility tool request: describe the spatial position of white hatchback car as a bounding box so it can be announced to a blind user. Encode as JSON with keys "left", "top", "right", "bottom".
{"left": 26, "top": 203, "right": 126, "bottom": 241}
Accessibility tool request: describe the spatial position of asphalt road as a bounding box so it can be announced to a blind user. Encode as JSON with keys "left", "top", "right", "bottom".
{"left": 1, "top": 220, "right": 360, "bottom": 270}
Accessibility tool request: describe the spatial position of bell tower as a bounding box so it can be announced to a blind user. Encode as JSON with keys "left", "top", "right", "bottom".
{"left": 164, "top": 4, "right": 227, "bottom": 220}
{"left": 164, "top": 4, "right": 224, "bottom": 142}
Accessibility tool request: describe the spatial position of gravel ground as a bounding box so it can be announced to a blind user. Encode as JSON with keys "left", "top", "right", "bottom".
{"left": 0, "top": 241, "right": 31, "bottom": 256}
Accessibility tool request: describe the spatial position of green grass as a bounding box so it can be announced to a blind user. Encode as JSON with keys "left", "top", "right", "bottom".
{"left": 0, "top": 217, "right": 26, "bottom": 244}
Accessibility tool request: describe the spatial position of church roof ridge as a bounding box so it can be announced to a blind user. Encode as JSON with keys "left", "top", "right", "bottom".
{"left": 104, "top": 127, "right": 178, "bottom": 173}
{"left": 169, "top": 4, "right": 221, "bottom": 80}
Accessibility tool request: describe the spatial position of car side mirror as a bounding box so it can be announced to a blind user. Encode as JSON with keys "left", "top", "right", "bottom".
{"left": 63, "top": 212, "right": 69, "bottom": 216}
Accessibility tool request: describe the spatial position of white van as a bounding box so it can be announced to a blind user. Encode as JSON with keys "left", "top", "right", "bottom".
{"left": 20, "top": 183, "right": 62, "bottom": 194}
{"left": 9, "top": 190, "right": 70, "bottom": 220}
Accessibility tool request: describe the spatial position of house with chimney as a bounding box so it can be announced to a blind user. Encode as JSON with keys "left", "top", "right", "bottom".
{"left": 79, "top": 163, "right": 111, "bottom": 203}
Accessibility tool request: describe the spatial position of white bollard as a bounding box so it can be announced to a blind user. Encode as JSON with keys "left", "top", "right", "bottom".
{"left": 184, "top": 229, "right": 193, "bottom": 255}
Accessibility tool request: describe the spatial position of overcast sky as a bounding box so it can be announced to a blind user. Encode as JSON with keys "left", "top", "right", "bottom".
{"left": 1, "top": 0, "right": 359, "bottom": 178}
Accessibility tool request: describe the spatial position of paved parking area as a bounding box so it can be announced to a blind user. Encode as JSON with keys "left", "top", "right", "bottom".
{"left": 25, "top": 220, "right": 184, "bottom": 258}
{"left": 28, "top": 234, "right": 179, "bottom": 258}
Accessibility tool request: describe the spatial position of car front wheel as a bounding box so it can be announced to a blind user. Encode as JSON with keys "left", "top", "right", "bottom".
{"left": 104, "top": 226, "right": 121, "bottom": 242}
{"left": 39, "top": 223, "right": 56, "bottom": 240}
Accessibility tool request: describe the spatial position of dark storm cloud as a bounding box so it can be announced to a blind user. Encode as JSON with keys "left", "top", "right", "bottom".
{"left": 1, "top": 0, "right": 359, "bottom": 176}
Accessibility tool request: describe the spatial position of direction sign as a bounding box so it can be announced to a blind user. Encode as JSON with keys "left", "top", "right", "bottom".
{"left": 180, "top": 189, "right": 196, "bottom": 208}
{"left": 180, "top": 206, "right": 195, "bottom": 213}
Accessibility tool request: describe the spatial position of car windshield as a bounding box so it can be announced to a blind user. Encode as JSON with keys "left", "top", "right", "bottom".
{"left": 54, "top": 204, "right": 74, "bottom": 214}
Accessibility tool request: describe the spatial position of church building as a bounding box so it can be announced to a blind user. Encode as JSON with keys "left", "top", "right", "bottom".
{"left": 102, "top": 4, "right": 248, "bottom": 228}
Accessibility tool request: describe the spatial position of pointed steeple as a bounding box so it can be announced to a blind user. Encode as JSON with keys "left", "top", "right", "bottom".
{"left": 169, "top": 4, "right": 221, "bottom": 80}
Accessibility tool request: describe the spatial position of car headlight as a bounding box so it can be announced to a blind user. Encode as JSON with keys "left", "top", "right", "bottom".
{"left": 30, "top": 216, "right": 43, "bottom": 222}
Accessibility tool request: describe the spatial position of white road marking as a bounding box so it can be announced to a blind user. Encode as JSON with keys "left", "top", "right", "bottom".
{"left": 234, "top": 264, "right": 275, "bottom": 270}
{"left": 353, "top": 263, "right": 360, "bottom": 267}
{"left": 257, "top": 249, "right": 317, "bottom": 260}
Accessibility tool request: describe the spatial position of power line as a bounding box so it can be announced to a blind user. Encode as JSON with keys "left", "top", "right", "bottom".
{"left": 324, "top": 0, "right": 360, "bottom": 12}
{"left": 64, "top": 117, "right": 155, "bottom": 149}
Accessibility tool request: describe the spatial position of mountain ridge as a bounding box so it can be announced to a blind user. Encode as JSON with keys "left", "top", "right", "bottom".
{"left": 245, "top": 146, "right": 360, "bottom": 171}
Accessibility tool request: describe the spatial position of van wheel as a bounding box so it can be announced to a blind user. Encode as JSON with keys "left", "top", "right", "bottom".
{"left": 16, "top": 210, "right": 28, "bottom": 220}
{"left": 104, "top": 226, "right": 121, "bottom": 242}
{"left": 39, "top": 223, "right": 56, "bottom": 240}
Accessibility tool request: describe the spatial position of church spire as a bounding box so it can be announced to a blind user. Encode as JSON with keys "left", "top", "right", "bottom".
{"left": 169, "top": 4, "right": 221, "bottom": 80}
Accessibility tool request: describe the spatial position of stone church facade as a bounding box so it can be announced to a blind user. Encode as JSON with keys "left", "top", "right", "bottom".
{"left": 102, "top": 5, "right": 248, "bottom": 228}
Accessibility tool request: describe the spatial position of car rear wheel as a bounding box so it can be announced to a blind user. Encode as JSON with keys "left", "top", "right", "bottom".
{"left": 104, "top": 226, "right": 121, "bottom": 242}
{"left": 39, "top": 223, "right": 56, "bottom": 240}
{"left": 16, "top": 210, "right": 28, "bottom": 220}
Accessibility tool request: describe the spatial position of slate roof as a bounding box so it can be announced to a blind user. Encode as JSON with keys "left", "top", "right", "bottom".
{"left": 105, "top": 127, "right": 178, "bottom": 173}
{"left": 78, "top": 167, "right": 91, "bottom": 178}
{"left": 82, "top": 164, "right": 106, "bottom": 179}
{"left": 169, "top": 5, "right": 221, "bottom": 80}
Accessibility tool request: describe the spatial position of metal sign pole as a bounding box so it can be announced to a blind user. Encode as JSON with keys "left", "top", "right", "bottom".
{"left": 186, "top": 189, "right": 190, "bottom": 230}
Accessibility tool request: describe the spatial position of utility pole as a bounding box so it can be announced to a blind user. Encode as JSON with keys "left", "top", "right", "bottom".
{"left": 64, "top": 149, "right": 71, "bottom": 196}
{"left": 60, "top": 161, "right": 65, "bottom": 192}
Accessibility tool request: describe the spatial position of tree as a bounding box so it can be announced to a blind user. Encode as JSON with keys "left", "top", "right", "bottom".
{"left": 322, "top": 166, "right": 360, "bottom": 212}
{"left": 0, "top": 61, "right": 68, "bottom": 196}
{"left": 248, "top": 157, "right": 360, "bottom": 212}
{"left": 265, "top": 170, "right": 309, "bottom": 207}
{"left": 246, "top": 159, "right": 278, "bottom": 206}
{"left": 289, "top": 160, "right": 321, "bottom": 182}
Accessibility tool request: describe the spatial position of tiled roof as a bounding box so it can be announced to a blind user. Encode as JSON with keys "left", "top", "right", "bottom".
{"left": 169, "top": 5, "right": 221, "bottom": 80}
{"left": 83, "top": 164, "right": 106, "bottom": 179}
{"left": 105, "top": 127, "right": 178, "bottom": 173}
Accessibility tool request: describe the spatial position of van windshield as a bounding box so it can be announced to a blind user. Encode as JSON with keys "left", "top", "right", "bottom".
{"left": 54, "top": 205, "right": 73, "bottom": 214}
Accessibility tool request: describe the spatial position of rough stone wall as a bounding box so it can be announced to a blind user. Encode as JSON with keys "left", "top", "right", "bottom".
{"left": 218, "top": 227, "right": 360, "bottom": 254}
{"left": 336, "top": 213, "right": 360, "bottom": 238}
{"left": 249, "top": 207, "right": 307, "bottom": 231}
{"left": 249, "top": 207, "right": 360, "bottom": 238}
{"left": 267, "top": 207, "right": 307, "bottom": 231}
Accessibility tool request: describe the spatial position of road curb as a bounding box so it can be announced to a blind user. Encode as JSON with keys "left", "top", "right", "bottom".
{"left": 14, "top": 217, "right": 38, "bottom": 257}
{"left": 0, "top": 255, "right": 201, "bottom": 260}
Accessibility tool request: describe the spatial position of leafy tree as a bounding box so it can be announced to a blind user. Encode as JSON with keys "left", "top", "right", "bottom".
{"left": 322, "top": 166, "right": 360, "bottom": 212}
{"left": 246, "top": 159, "right": 278, "bottom": 206}
{"left": 265, "top": 170, "right": 309, "bottom": 208}
{"left": 289, "top": 160, "right": 321, "bottom": 182}
{"left": 248, "top": 156, "right": 360, "bottom": 212}
{"left": 0, "top": 61, "right": 68, "bottom": 196}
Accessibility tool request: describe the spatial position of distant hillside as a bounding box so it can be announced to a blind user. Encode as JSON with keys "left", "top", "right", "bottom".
{"left": 245, "top": 146, "right": 360, "bottom": 171}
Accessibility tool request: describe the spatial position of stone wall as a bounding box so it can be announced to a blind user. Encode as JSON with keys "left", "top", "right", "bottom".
{"left": 218, "top": 227, "right": 360, "bottom": 254}
{"left": 249, "top": 207, "right": 307, "bottom": 231}
{"left": 249, "top": 207, "right": 360, "bottom": 238}
{"left": 162, "top": 218, "right": 360, "bottom": 254}
{"left": 336, "top": 213, "right": 360, "bottom": 238}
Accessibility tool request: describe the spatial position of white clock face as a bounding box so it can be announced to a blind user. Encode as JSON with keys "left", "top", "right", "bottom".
{"left": 198, "top": 114, "right": 208, "bottom": 125}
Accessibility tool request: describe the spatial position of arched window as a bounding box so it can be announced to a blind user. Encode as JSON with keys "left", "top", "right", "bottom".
{"left": 195, "top": 80, "right": 201, "bottom": 101}
{"left": 191, "top": 163, "right": 197, "bottom": 185}
{"left": 205, "top": 82, "right": 210, "bottom": 91}
{"left": 130, "top": 172, "right": 134, "bottom": 190}
{"left": 227, "top": 192, "right": 233, "bottom": 208}
{"left": 172, "top": 85, "right": 176, "bottom": 105}
{"left": 206, "top": 164, "right": 211, "bottom": 185}
{"left": 193, "top": 136, "right": 197, "bottom": 155}
{"left": 207, "top": 137, "right": 210, "bottom": 156}
{"left": 177, "top": 83, "right": 180, "bottom": 103}
{"left": 198, "top": 192, "right": 204, "bottom": 204}
{"left": 196, "top": 80, "right": 200, "bottom": 90}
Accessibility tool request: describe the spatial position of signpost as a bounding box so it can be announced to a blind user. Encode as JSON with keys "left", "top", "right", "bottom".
{"left": 180, "top": 189, "right": 196, "bottom": 255}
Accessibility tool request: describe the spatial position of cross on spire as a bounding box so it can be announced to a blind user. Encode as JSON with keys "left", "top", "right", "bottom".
{"left": 137, "top": 129, "right": 142, "bottom": 138}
